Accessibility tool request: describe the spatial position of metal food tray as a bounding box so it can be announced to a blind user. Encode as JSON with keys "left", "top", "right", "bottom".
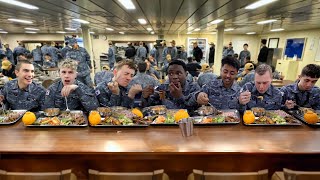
{"left": 245, "top": 110, "right": 302, "bottom": 126}
{"left": 193, "top": 109, "right": 240, "bottom": 126}
{"left": 0, "top": 110, "right": 27, "bottom": 125}
{"left": 287, "top": 110, "right": 320, "bottom": 126}
{"left": 91, "top": 118, "right": 150, "bottom": 128}
{"left": 150, "top": 109, "right": 188, "bottom": 126}
{"left": 26, "top": 110, "right": 88, "bottom": 127}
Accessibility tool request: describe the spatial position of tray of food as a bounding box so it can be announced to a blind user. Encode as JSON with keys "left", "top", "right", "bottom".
{"left": 193, "top": 109, "right": 240, "bottom": 125}
{"left": 143, "top": 105, "right": 167, "bottom": 116}
{"left": 244, "top": 108, "right": 301, "bottom": 126}
{"left": 26, "top": 109, "right": 87, "bottom": 127}
{"left": 0, "top": 110, "right": 26, "bottom": 125}
{"left": 90, "top": 107, "right": 151, "bottom": 127}
{"left": 287, "top": 107, "right": 320, "bottom": 126}
{"left": 150, "top": 109, "right": 189, "bottom": 126}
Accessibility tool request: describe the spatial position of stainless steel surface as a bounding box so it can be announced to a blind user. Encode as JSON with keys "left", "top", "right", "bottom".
{"left": 65, "top": 97, "right": 70, "bottom": 112}
{"left": 0, "top": 0, "right": 319, "bottom": 34}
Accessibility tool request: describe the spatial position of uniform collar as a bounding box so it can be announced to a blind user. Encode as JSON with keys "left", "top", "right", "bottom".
{"left": 12, "top": 79, "right": 32, "bottom": 92}
{"left": 217, "top": 79, "right": 238, "bottom": 91}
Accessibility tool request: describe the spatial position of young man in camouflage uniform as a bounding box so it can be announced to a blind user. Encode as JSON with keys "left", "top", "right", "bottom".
{"left": 142, "top": 60, "right": 200, "bottom": 111}
{"left": 239, "top": 64, "right": 282, "bottom": 111}
{"left": 66, "top": 40, "right": 93, "bottom": 87}
{"left": 195, "top": 57, "right": 241, "bottom": 110}
{"left": 95, "top": 60, "right": 142, "bottom": 108}
{"left": 44, "top": 59, "right": 98, "bottom": 112}
{"left": 0, "top": 60, "right": 46, "bottom": 111}
{"left": 281, "top": 64, "right": 320, "bottom": 110}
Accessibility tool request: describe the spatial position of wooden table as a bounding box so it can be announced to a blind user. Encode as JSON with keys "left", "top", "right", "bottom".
{"left": 1, "top": 122, "right": 320, "bottom": 180}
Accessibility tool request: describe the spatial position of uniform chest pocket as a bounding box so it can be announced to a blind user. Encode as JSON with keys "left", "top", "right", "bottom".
{"left": 210, "top": 99, "right": 222, "bottom": 109}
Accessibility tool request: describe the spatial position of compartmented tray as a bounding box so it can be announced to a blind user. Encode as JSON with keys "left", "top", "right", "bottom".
{"left": 287, "top": 108, "right": 320, "bottom": 126}
{"left": 245, "top": 109, "right": 301, "bottom": 126}
{"left": 26, "top": 110, "right": 88, "bottom": 127}
{"left": 193, "top": 109, "right": 240, "bottom": 125}
{"left": 91, "top": 107, "right": 151, "bottom": 127}
{"left": 0, "top": 110, "right": 27, "bottom": 125}
{"left": 150, "top": 109, "right": 186, "bottom": 126}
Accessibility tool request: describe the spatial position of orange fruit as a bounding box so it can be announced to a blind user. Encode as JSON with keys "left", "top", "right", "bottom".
{"left": 243, "top": 110, "right": 255, "bottom": 124}
{"left": 132, "top": 108, "right": 143, "bottom": 118}
{"left": 22, "top": 111, "right": 36, "bottom": 125}
{"left": 89, "top": 111, "right": 101, "bottom": 126}
{"left": 174, "top": 109, "right": 189, "bottom": 122}
{"left": 304, "top": 111, "right": 318, "bottom": 124}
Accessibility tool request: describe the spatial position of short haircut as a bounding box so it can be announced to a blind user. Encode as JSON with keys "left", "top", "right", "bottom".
{"left": 261, "top": 39, "right": 267, "bottom": 45}
{"left": 187, "top": 57, "right": 193, "bottom": 63}
{"left": 116, "top": 56, "right": 123, "bottom": 63}
{"left": 221, "top": 56, "right": 240, "bottom": 71}
{"left": 244, "top": 43, "right": 248, "bottom": 46}
{"left": 26, "top": 53, "right": 33, "bottom": 60}
{"left": 255, "top": 64, "right": 272, "bottom": 76}
{"left": 245, "top": 56, "right": 251, "bottom": 60}
{"left": 138, "top": 61, "right": 147, "bottom": 73}
{"left": 59, "top": 59, "right": 78, "bottom": 71}
{"left": 115, "top": 60, "right": 137, "bottom": 72}
{"left": 45, "top": 53, "right": 51, "bottom": 57}
{"left": 18, "top": 53, "right": 25, "bottom": 56}
{"left": 168, "top": 60, "right": 187, "bottom": 72}
{"left": 0, "top": 54, "right": 6, "bottom": 60}
{"left": 65, "top": 42, "right": 69, "bottom": 46}
{"left": 301, "top": 64, "right": 320, "bottom": 78}
{"left": 16, "top": 60, "right": 33, "bottom": 71}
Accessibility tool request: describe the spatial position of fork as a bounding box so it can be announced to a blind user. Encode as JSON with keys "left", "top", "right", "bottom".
{"left": 65, "top": 97, "right": 70, "bottom": 112}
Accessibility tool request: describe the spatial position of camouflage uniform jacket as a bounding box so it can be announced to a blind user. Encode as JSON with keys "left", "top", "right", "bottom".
{"left": 0, "top": 79, "right": 46, "bottom": 111}
{"left": 44, "top": 80, "right": 98, "bottom": 112}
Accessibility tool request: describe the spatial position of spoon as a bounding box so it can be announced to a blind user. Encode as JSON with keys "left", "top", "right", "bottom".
{"left": 65, "top": 97, "right": 70, "bottom": 112}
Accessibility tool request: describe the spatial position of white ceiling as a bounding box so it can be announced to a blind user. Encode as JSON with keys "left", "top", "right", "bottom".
{"left": 0, "top": 0, "right": 319, "bottom": 35}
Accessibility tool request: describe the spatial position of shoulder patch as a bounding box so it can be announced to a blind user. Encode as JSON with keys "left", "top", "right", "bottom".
{"left": 46, "top": 90, "right": 50, "bottom": 96}
{"left": 95, "top": 89, "right": 100, "bottom": 96}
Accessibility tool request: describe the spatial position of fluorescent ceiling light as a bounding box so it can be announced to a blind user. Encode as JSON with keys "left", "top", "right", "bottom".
{"left": 119, "top": 32, "right": 125, "bottom": 34}
{"left": 0, "top": 31, "right": 8, "bottom": 33}
{"left": 25, "top": 31, "right": 37, "bottom": 34}
{"left": 8, "top": 18, "right": 32, "bottom": 24}
{"left": 194, "top": 28, "right": 201, "bottom": 31}
{"left": 72, "top": 19, "right": 89, "bottom": 24}
{"left": 257, "top": 19, "right": 277, "bottom": 24}
{"left": 0, "top": 29, "right": 3, "bottom": 30}
{"left": 187, "top": 32, "right": 192, "bottom": 34}
{"left": 90, "top": 32, "right": 95, "bottom": 34}
{"left": 211, "top": 32, "right": 217, "bottom": 34}
{"left": 246, "top": 32, "right": 256, "bottom": 34}
{"left": 24, "top": 27, "right": 39, "bottom": 31}
{"left": 224, "top": 28, "right": 234, "bottom": 32}
{"left": 150, "top": 31, "right": 155, "bottom": 34}
{"left": 0, "top": 0, "right": 39, "bottom": 9}
{"left": 65, "top": 28, "right": 76, "bottom": 31}
{"left": 56, "top": 31, "right": 66, "bottom": 33}
{"left": 210, "top": 19, "right": 224, "bottom": 24}
{"left": 146, "top": 27, "right": 152, "bottom": 31}
{"left": 245, "top": 0, "right": 278, "bottom": 10}
{"left": 270, "top": 28, "right": 284, "bottom": 32}
{"left": 118, "top": 0, "right": 135, "bottom": 9}
{"left": 106, "top": 28, "right": 114, "bottom": 31}
{"left": 138, "top": 19, "right": 147, "bottom": 24}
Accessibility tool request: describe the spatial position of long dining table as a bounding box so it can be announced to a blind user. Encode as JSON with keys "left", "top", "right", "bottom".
{"left": 1, "top": 120, "right": 320, "bottom": 180}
